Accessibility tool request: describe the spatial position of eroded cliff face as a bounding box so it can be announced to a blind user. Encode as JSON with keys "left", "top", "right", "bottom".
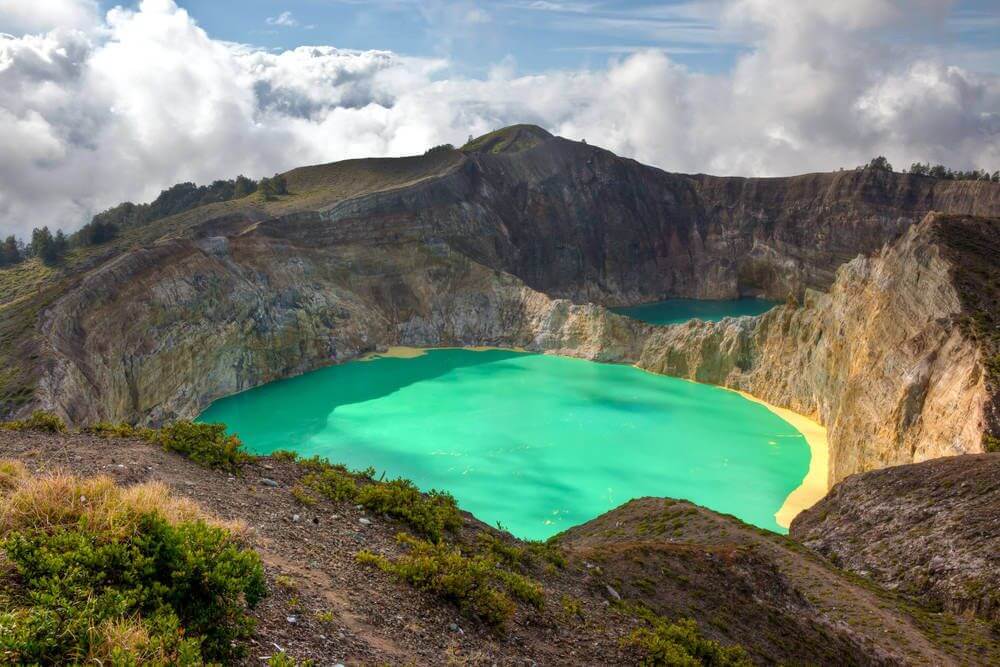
{"left": 630, "top": 213, "right": 993, "bottom": 483}
{"left": 309, "top": 134, "right": 1000, "bottom": 305}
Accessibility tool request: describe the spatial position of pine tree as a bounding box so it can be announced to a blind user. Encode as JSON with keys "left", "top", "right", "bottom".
{"left": 0, "top": 235, "right": 21, "bottom": 266}
{"left": 233, "top": 175, "right": 257, "bottom": 199}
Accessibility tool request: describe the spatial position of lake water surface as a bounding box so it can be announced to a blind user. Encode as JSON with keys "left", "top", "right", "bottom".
{"left": 199, "top": 349, "right": 810, "bottom": 538}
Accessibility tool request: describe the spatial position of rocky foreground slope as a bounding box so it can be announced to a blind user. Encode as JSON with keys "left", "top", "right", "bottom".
{"left": 2, "top": 126, "right": 998, "bottom": 487}
{"left": 3, "top": 428, "right": 998, "bottom": 665}
{"left": 792, "top": 454, "right": 1000, "bottom": 625}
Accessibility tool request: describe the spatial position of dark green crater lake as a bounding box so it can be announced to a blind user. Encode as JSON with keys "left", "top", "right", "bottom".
{"left": 613, "top": 298, "right": 778, "bottom": 325}
{"left": 199, "top": 349, "right": 810, "bottom": 539}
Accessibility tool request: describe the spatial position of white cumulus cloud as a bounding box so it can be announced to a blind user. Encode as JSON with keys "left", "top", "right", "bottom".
{"left": 0, "top": 0, "right": 99, "bottom": 34}
{"left": 0, "top": 0, "right": 997, "bottom": 238}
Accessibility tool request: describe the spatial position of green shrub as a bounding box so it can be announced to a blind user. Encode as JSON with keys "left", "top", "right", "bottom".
{"left": 527, "top": 538, "right": 568, "bottom": 569}
{"left": 357, "top": 533, "right": 541, "bottom": 627}
{"left": 84, "top": 421, "right": 141, "bottom": 438}
{"left": 291, "top": 484, "right": 319, "bottom": 506}
{"left": 268, "top": 651, "right": 315, "bottom": 666}
{"left": 300, "top": 467, "right": 358, "bottom": 503}
{"left": 294, "top": 457, "right": 460, "bottom": 541}
{"left": 0, "top": 410, "right": 66, "bottom": 434}
{"left": 561, "top": 594, "right": 584, "bottom": 621}
{"left": 0, "top": 471, "right": 266, "bottom": 664}
{"left": 270, "top": 450, "right": 300, "bottom": 462}
{"left": 478, "top": 532, "right": 529, "bottom": 568}
{"left": 625, "top": 604, "right": 752, "bottom": 667}
{"left": 356, "top": 479, "right": 461, "bottom": 543}
{"left": 149, "top": 421, "right": 251, "bottom": 472}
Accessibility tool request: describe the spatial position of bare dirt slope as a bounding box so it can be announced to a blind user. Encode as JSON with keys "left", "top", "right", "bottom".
{"left": 2, "top": 430, "right": 997, "bottom": 665}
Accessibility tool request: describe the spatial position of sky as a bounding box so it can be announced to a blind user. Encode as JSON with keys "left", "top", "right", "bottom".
{"left": 0, "top": 0, "right": 998, "bottom": 237}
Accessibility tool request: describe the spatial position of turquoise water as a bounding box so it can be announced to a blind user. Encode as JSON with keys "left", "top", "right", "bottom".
{"left": 613, "top": 298, "right": 777, "bottom": 326}
{"left": 199, "top": 350, "right": 810, "bottom": 538}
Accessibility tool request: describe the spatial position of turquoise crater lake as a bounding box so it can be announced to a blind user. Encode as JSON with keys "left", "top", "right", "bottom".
{"left": 198, "top": 349, "right": 810, "bottom": 538}
{"left": 613, "top": 297, "right": 777, "bottom": 325}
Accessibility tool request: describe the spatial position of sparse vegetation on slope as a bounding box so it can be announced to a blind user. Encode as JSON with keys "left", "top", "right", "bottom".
{"left": 85, "top": 419, "right": 252, "bottom": 472}
{"left": 0, "top": 428, "right": 996, "bottom": 664}
{"left": 461, "top": 124, "right": 552, "bottom": 154}
{"left": 284, "top": 453, "right": 462, "bottom": 542}
{"left": 623, "top": 602, "right": 752, "bottom": 667}
{"left": 0, "top": 465, "right": 265, "bottom": 664}
{"left": 357, "top": 532, "right": 543, "bottom": 628}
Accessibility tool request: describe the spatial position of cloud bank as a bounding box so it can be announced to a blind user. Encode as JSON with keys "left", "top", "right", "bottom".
{"left": 0, "top": 0, "right": 997, "bottom": 237}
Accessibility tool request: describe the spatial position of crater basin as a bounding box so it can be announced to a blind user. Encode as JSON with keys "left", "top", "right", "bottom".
{"left": 198, "top": 349, "right": 812, "bottom": 539}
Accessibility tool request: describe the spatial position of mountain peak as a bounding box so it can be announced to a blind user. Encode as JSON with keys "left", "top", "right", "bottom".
{"left": 461, "top": 124, "right": 553, "bottom": 155}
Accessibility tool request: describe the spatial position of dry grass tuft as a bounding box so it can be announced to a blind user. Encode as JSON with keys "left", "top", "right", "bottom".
{"left": 0, "top": 472, "right": 246, "bottom": 540}
{"left": 0, "top": 459, "right": 27, "bottom": 492}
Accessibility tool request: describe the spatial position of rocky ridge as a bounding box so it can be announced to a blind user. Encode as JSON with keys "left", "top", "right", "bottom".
{"left": 791, "top": 453, "right": 1000, "bottom": 626}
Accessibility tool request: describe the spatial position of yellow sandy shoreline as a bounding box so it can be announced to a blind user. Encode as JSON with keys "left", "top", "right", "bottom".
{"left": 361, "top": 345, "right": 526, "bottom": 360}
{"left": 359, "top": 345, "right": 829, "bottom": 528}
{"left": 730, "top": 389, "right": 829, "bottom": 528}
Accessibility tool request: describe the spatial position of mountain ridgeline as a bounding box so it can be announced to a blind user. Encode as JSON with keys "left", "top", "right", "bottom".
{"left": 2, "top": 125, "right": 999, "bottom": 486}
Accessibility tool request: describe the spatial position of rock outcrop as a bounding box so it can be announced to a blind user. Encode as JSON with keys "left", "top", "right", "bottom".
{"left": 790, "top": 453, "right": 1000, "bottom": 624}
{"left": 629, "top": 213, "right": 997, "bottom": 483}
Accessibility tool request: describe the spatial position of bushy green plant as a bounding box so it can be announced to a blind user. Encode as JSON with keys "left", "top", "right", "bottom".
{"left": 149, "top": 421, "right": 250, "bottom": 472}
{"left": 84, "top": 421, "right": 144, "bottom": 438}
{"left": 356, "top": 479, "right": 461, "bottom": 543}
{"left": 0, "top": 410, "right": 66, "bottom": 434}
{"left": 300, "top": 467, "right": 358, "bottom": 503}
{"left": 478, "top": 532, "right": 529, "bottom": 568}
{"left": 625, "top": 604, "right": 752, "bottom": 667}
{"left": 358, "top": 533, "right": 543, "bottom": 627}
{"left": 0, "top": 471, "right": 266, "bottom": 664}
{"left": 527, "top": 538, "right": 568, "bottom": 569}
{"left": 291, "top": 484, "right": 319, "bottom": 506}
{"left": 296, "top": 458, "right": 461, "bottom": 542}
{"left": 268, "top": 651, "right": 315, "bottom": 666}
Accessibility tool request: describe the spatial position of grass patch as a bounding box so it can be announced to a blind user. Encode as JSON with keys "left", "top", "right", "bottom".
{"left": 0, "top": 464, "right": 265, "bottom": 664}
{"left": 357, "top": 532, "right": 543, "bottom": 628}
